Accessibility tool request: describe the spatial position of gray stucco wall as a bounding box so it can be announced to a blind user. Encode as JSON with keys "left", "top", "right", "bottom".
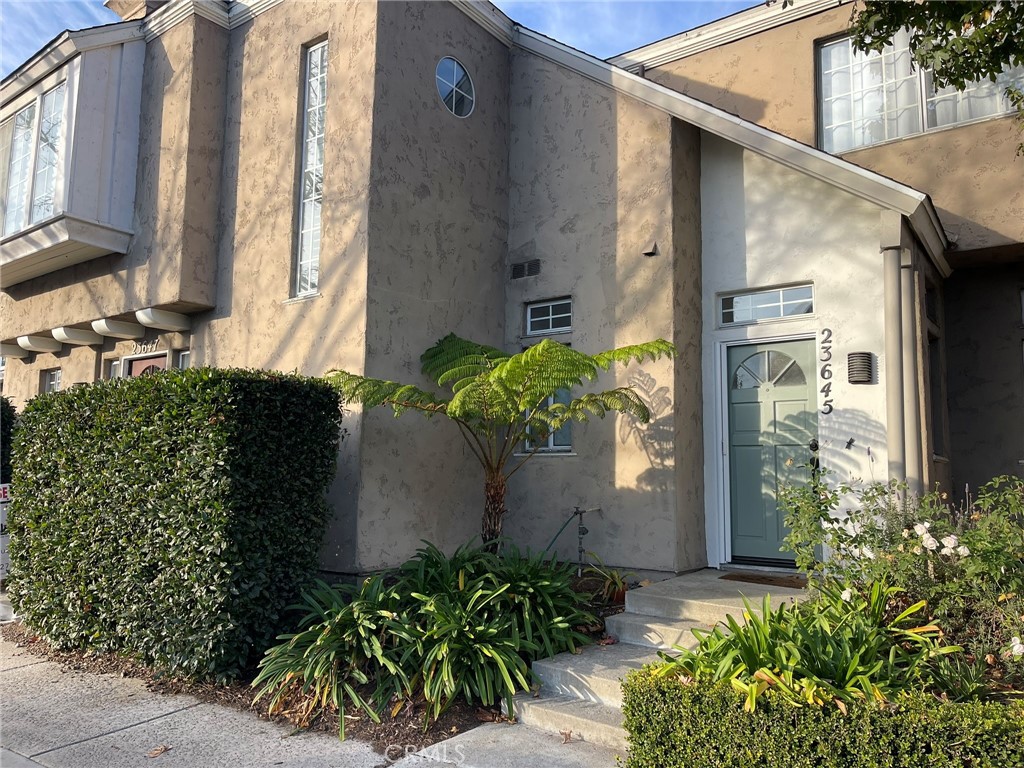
{"left": 502, "top": 49, "right": 700, "bottom": 574}
{"left": 945, "top": 264, "right": 1024, "bottom": 493}
{"left": 355, "top": 1, "right": 510, "bottom": 570}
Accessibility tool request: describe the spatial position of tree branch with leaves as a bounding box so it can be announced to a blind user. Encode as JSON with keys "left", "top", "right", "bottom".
{"left": 328, "top": 334, "right": 676, "bottom": 545}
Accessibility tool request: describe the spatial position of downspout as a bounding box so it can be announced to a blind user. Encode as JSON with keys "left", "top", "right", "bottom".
{"left": 882, "top": 212, "right": 906, "bottom": 480}
{"left": 901, "top": 251, "right": 923, "bottom": 495}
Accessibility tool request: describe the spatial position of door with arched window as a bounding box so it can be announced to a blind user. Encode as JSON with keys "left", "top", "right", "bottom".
{"left": 727, "top": 340, "right": 817, "bottom": 564}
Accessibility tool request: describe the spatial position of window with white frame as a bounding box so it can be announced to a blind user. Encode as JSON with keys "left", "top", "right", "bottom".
{"left": 524, "top": 388, "right": 573, "bottom": 453}
{"left": 294, "top": 41, "right": 328, "bottom": 297}
{"left": 2, "top": 83, "right": 67, "bottom": 236}
{"left": 525, "top": 298, "right": 572, "bottom": 336}
{"left": 818, "top": 32, "right": 1024, "bottom": 153}
{"left": 40, "top": 367, "right": 61, "bottom": 393}
{"left": 175, "top": 350, "right": 191, "bottom": 369}
{"left": 721, "top": 285, "right": 814, "bottom": 326}
{"left": 107, "top": 359, "right": 121, "bottom": 380}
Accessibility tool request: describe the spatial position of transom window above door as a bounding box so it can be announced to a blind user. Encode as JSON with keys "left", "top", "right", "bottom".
{"left": 721, "top": 285, "right": 813, "bottom": 326}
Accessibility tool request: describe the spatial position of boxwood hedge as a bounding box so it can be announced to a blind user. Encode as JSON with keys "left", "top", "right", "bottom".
{"left": 7, "top": 368, "right": 341, "bottom": 680}
{"left": 622, "top": 668, "right": 1024, "bottom": 768}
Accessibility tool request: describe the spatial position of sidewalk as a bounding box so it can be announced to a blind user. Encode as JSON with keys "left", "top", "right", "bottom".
{"left": 1, "top": 632, "right": 620, "bottom": 768}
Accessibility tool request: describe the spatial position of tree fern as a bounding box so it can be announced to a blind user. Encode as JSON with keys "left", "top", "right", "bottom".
{"left": 326, "top": 334, "right": 675, "bottom": 543}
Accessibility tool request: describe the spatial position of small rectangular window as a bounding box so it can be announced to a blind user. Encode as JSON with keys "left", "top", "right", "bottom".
{"left": 524, "top": 389, "right": 573, "bottom": 453}
{"left": 721, "top": 285, "right": 813, "bottom": 326}
{"left": 175, "top": 350, "right": 191, "bottom": 369}
{"left": 40, "top": 367, "right": 61, "bottom": 393}
{"left": 526, "top": 298, "right": 572, "bottom": 336}
{"left": 294, "top": 41, "right": 328, "bottom": 297}
{"left": 107, "top": 359, "right": 121, "bottom": 379}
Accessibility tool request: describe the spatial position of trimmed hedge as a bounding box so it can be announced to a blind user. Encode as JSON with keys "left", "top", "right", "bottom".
{"left": 1, "top": 395, "right": 14, "bottom": 484}
{"left": 8, "top": 368, "right": 341, "bottom": 680}
{"left": 622, "top": 668, "right": 1024, "bottom": 768}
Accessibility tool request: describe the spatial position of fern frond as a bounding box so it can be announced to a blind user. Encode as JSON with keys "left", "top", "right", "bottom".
{"left": 326, "top": 370, "right": 449, "bottom": 417}
{"left": 532, "top": 388, "right": 651, "bottom": 434}
{"left": 592, "top": 339, "right": 676, "bottom": 370}
{"left": 420, "top": 334, "right": 509, "bottom": 391}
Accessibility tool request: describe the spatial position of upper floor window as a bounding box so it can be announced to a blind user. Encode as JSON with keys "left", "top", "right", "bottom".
{"left": 435, "top": 57, "right": 475, "bottom": 118}
{"left": 294, "top": 41, "right": 328, "bottom": 297}
{"left": 526, "top": 298, "right": 572, "bottom": 336}
{"left": 818, "top": 31, "right": 1024, "bottom": 153}
{"left": 40, "top": 367, "right": 62, "bottom": 394}
{"left": 2, "top": 83, "right": 67, "bottom": 236}
{"left": 721, "top": 285, "right": 813, "bottom": 326}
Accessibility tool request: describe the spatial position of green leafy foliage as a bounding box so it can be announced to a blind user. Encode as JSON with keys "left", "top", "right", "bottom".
{"left": 657, "top": 582, "right": 969, "bottom": 712}
{"left": 0, "top": 395, "right": 14, "bottom": 484}
{"left": 328, "top": 334, "right": 675, "bottom": 542}
{"left": 782, "top": 473, "right": 1024, "bottom": 686}
{"left": 252, "top": 542, "right": 595, "bottom": 737}
{"left": 8, "top": 368, "right": 341, "bottom": 680}
{"left": 622, "top": 669, "right": 1024, "bottom": 768}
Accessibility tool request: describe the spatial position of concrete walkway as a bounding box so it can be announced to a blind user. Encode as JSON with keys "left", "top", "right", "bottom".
{"left": 0, "top": 633, "right": 620, "bottom": 768}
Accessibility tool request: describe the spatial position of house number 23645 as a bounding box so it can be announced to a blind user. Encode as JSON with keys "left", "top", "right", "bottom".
{"left": 819, "top": 328, "right": 834, "bottom": 415}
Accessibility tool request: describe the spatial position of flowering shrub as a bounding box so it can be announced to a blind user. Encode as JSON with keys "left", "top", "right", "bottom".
{"left": 781, "top": 474, "right": 1024, "bottom": 687}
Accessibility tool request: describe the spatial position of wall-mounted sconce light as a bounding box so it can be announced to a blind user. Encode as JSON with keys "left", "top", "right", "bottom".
{"left": 848, "top": 352, "right": 874, "bottom": 384}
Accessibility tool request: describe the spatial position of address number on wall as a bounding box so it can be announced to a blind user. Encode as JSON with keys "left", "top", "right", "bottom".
{"left": 819, "top": 328, "right": 834, "bottom": 415}
{"left": 131, "top": 339, "right": 160, "bottom": 355}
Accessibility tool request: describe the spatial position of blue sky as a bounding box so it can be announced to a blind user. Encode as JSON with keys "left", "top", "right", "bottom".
{"left": 2, "top": 1, "right": 759, "bottom": 78}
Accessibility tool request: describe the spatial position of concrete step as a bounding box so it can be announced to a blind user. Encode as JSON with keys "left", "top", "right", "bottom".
{"left": 603, "top": 612, "right": 709, "bottom": 651}
{"left": 510, "top": 693, "right": 627, "bottom": 753}
{"left": 625, "top": 570, "right": 804, "bottom": 624}
{"left": 531, "top": 642, "right": 661, "bottom": 708}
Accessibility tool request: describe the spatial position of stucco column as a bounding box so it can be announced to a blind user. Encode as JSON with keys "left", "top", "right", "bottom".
{"left": 883, "top": 244, "right": 906, "bottom": 480}
{"left": 901, "top": 254, "right": 923, "bottom": 495}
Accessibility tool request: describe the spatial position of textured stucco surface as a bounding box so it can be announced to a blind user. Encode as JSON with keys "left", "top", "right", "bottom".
{"left": 699, "top": 134, "right": 890, "bottom": 565}
{"left": 192, "top": 0, "right": 378, "bottom": 572}
{"left": 354, "top": 0, "right": 510, "bottom": 570}
{"left": 945, "top": 264, "right": 1024, "bottom": 492}
{"left": 647, "top": 4, "right": 1023, "bottom": 253}
{"left": 0, "top": 17, "right": 223, "bottom": 343}
{"left": 502, "top": 50, "right": 699, "bottom": 574}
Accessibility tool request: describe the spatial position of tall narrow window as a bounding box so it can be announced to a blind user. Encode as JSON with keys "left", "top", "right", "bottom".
{"left": 31, "top": 83, "right": 66, "bottom": 224}
{"left": 4, "top": 103, "right": 37, "bottom": 235}
{"left": 295, "top": 41, "right": 328, "bottom": 296}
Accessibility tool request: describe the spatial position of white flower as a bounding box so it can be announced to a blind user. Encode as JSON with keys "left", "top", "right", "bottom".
{"left": 912, "top": 545, "right": 923, "bottom": 555}
{"left": 940, "top": 546, "right": 954, "bottom": 557}
{"left": 921, "top": 534, "right": 940, "bottom": 551}
{"left": 957, "top": 545, "right": 970, "bottom": 557}
{"left": 901, "top": 528, "right": 911, "bottom": 539}
{"left": 841, "top": 589, "right": 853, "bottom": 602}
{"left": 861, "top": 546, "right": 875, "bottom": 560}
{"left": 913, "top": 522, "right": 931, "bottom": 536}
{"left": 941, "top": 535, "right": 959, "bottom": 548}
{"left": 1011, "top": 637, "right": 1024, "bottom": 658}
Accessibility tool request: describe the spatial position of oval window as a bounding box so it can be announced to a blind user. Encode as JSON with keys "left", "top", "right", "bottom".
{"left": 435, "top": 57, "right": 475, "bottom": 118}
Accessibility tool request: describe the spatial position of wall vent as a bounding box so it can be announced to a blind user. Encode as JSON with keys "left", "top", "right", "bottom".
{"left": 510, "top": 259, "right": 541, "bottom": 280}
{"left": 848, "top": 352, "right": 874, "bottom": 384}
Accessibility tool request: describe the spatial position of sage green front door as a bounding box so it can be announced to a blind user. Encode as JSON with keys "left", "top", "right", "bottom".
{"left": 727, "top": 340, "right": 817, "bottom": 563}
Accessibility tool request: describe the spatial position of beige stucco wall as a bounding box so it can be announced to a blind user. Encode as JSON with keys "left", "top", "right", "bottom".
{"left": 647, "top": 4, "right": 1024, "bottom": 254}
{"left": 352, "top": 1, "right": 511, "bottom": 570}
{"left": 699, "top": 133, "right": 890, "bottom": 564}
{"left": 191, "top": 0, "right": 379, "bottom": 573}
{"left": 501, "top": 49, "right": 702, "bottom": 574}
{"left": 0, "top": 16, "right": 224, "bottom": 347}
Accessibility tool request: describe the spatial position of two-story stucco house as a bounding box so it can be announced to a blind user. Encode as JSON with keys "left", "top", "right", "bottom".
{"left": 1, "top": 0, "right": 1019, "bottom": 578}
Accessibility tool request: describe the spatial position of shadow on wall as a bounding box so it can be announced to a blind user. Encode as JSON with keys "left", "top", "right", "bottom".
{"left": 619, "top": 369, "right": 674, "bottom": 493}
